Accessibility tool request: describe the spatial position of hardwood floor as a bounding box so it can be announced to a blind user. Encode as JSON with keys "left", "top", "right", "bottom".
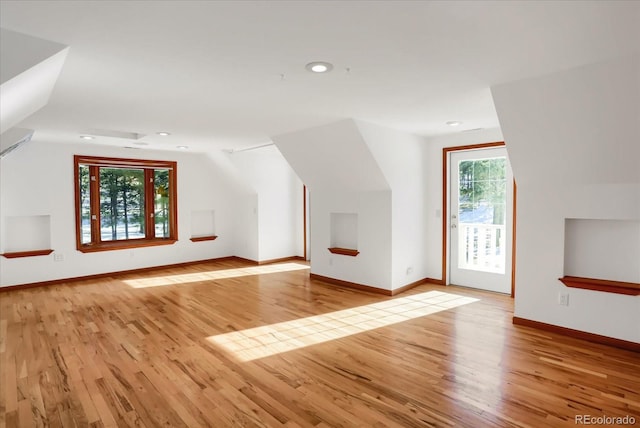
{"left": 1, "top": 258, "right": 638, "bottom": 427}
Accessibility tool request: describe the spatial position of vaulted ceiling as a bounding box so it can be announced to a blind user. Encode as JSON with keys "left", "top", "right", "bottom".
{"left": 1, "top": 1, "right": 638, "bottom": 152}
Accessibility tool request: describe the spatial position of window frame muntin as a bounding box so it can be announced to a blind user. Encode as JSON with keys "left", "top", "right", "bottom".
{"left": 74, "top": 155, "right": 178, "bottom": 253}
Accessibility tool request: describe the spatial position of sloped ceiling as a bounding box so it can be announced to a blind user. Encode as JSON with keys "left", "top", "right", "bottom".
{"left": 0, "top": 28, "right": 68, "bottom": 134}
{"left": 0, "top": 1, "right": 638, "bottom": 151}
{"left": 273, "top": 119, "right": 389, "bottom": 193}
{"left": 492, "top": 55, "right": 640, "bottom": 186}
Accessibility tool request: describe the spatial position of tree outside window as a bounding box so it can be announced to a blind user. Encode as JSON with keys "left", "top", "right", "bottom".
{"left": 74, "top": 155, "right": 177, "bottom": 252}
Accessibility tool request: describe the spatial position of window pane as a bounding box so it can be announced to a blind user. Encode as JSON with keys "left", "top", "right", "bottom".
{"left": 154, "top": 170, "right": 170, "bottom": 238}
{"left": 79, "top": 165, "right": 92, "bottom": 244}
{"left": 99, "top": 168, "right": 145, "bottom": 241}
{"left": 490, "top": 157, "right": 506, "bottom": 180}
{"left": 458, "top": 158, "right": 507, "bottom": 225}
{"left": 457, "top": 156, "right": 507, "bottom": 273}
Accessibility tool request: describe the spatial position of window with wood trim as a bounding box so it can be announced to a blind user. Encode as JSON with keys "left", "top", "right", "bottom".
{"left": 74, "top": 155, "right": 177, "bottom": 252}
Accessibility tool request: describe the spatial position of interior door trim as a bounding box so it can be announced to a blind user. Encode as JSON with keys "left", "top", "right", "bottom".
{"left": 441, "top": 141, "right": 517, "bottom": 297}
{"left": 303, "top": 185, "right": 307, "bottom": 260}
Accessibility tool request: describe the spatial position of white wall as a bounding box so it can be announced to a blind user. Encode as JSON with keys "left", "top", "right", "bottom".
{"left": 275, "top": 119, "right": 434, "bottom": 291}
{"left": 423, "top": 128, "right": 505, "bottom": 282}
{"left": 227, "top": 145, "right": 303, "bottom": 262}
{"left": 356, "top": 121, "right": 428, "bottom": 289}
{"left": 0, "top": 141, "right": 248, "bottom": 287}
{"left": 202, "top": 150, "right": 258, "bottom": 262}
{"left": 492, "top": 55, "right": 640, "bottom": 343}
{"left": 310, "top": 190, "right": 392, "bottom": 290}
{"left": 274, "top": 119, "right": 394, "bottom": 289}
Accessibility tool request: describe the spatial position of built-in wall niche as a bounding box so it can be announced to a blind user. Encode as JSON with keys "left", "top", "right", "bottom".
{"left": 1, "top": 215, "right": 53, "bottom": 258}
{"left": 190, "top": 210, "right": 218, "bottom": 242}
{"left": 561, "top": 218, "right": 640, "bottom": 295}
{"left": 329, "top": 212, "right": 359, "bottom": 256}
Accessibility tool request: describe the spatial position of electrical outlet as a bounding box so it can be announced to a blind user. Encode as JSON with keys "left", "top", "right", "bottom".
{"left": 558, "top": 292, "right": 569, "bottom": 306}
{"left": 406, "top": 266, "right": 413, "bottom": 275}
{"left": 53, "top": 253, "right": 64, "bottom": 262}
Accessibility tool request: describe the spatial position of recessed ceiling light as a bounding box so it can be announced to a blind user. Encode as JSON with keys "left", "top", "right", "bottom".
{"left": 157, "top": 132, "right": 171, "bottom": 136}
{"left": 305, "top": 61, "right": 333, "bottom": 73}
{"left": 80, "top": 135, "right": 94, "bottom": 140}
{"left": 176, "top": 146, "right": 188, "bottom": 150}
{"left": 446, "top": 121, "right": 462, "bottom": 127}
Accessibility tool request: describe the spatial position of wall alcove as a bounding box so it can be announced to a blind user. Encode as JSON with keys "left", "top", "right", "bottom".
{"left": 328, "top": 212, "right": 359, "bottom": 256}
{"left": 190, "top": 210, "right": 218, "bottom": 242}
{"left": 561, "top": 218, "right": 640, "bottom": 295}
{"left": 1, "top": 215, "right": 53, "bottom": 258}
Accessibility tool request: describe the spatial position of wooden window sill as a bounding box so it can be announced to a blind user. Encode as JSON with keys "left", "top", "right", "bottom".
{"left": 78, "top": 239, "right": 177, "bottom": 253}
{"left": 328, "top": 247, "right": 360, "bottom": 257}
{"left": 559, "top": 276, "right": 640, "bottom": 296}
{"left": 190, "top": 235, "right": 218, "bottom": 242}
{"left": 1, "top": 249, "right": 54, "bottom": 259}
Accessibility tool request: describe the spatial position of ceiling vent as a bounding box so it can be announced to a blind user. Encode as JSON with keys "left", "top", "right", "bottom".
{"left": 82, "top": 129, "right": 146, "bottom": 140}
{"left": 0, "top": 128, "right": 34, "bottom": 159}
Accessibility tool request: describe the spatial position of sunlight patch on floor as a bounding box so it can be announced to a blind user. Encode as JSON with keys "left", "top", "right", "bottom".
{"left": 207, "top": 291, "right": 479, "bottom": 361}
{"left": 123, "top": 262, "right": 310, "bottom": 288}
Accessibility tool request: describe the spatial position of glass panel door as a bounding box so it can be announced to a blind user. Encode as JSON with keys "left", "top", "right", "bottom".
{"left": 449, "top": 147, "right": 513, "bottom": 294}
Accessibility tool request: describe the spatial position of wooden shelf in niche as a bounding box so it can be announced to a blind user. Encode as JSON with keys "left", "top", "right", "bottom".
{"left": 3, "top": 215, "right": 52, "bottom": 259}
{"left": 328, "top": 247, "right": 359, "bottom": 257}
{"left": 559, "top": 276, "right": 640, "bottom": 296}
{"left": 190, "top": 235, "right": 218, "bottom": 242}
{"left": 1, "top": 249, "right": 54, "bottom": 259}
{"left": 191, "top": 210, "right": 216, "bottom": 243}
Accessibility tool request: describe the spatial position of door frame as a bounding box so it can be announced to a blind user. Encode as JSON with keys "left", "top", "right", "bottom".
{"left": 303, "top": 184, "right": 309, "bottom": 260}
{"left": 442, "top": 141, "right": 517, "bottom": 297}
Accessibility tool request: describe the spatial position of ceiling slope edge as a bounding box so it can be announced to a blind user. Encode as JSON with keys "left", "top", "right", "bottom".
{"left": 0, "top": 28, "right": 69, "bottom": 134}
{"left": 272, "top": 118, "right": 390, "bottom": 194}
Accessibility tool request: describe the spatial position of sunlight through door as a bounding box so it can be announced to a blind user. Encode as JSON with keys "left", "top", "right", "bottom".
{"left": 207, "top": 291, "right": 479, "bottom": 361}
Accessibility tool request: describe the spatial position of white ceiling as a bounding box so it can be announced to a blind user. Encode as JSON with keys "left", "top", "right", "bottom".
{"left": 1, "top": 1, "right": 638, "bottom": 152}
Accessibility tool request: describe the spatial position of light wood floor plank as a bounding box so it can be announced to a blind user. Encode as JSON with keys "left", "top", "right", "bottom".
{"left": 1, "top": 259, "right": 639, "bottom": 427}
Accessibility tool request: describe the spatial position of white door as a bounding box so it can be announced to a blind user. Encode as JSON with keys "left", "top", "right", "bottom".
{"left": 449, "top": 147, "right": 513, "bottom": 294}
